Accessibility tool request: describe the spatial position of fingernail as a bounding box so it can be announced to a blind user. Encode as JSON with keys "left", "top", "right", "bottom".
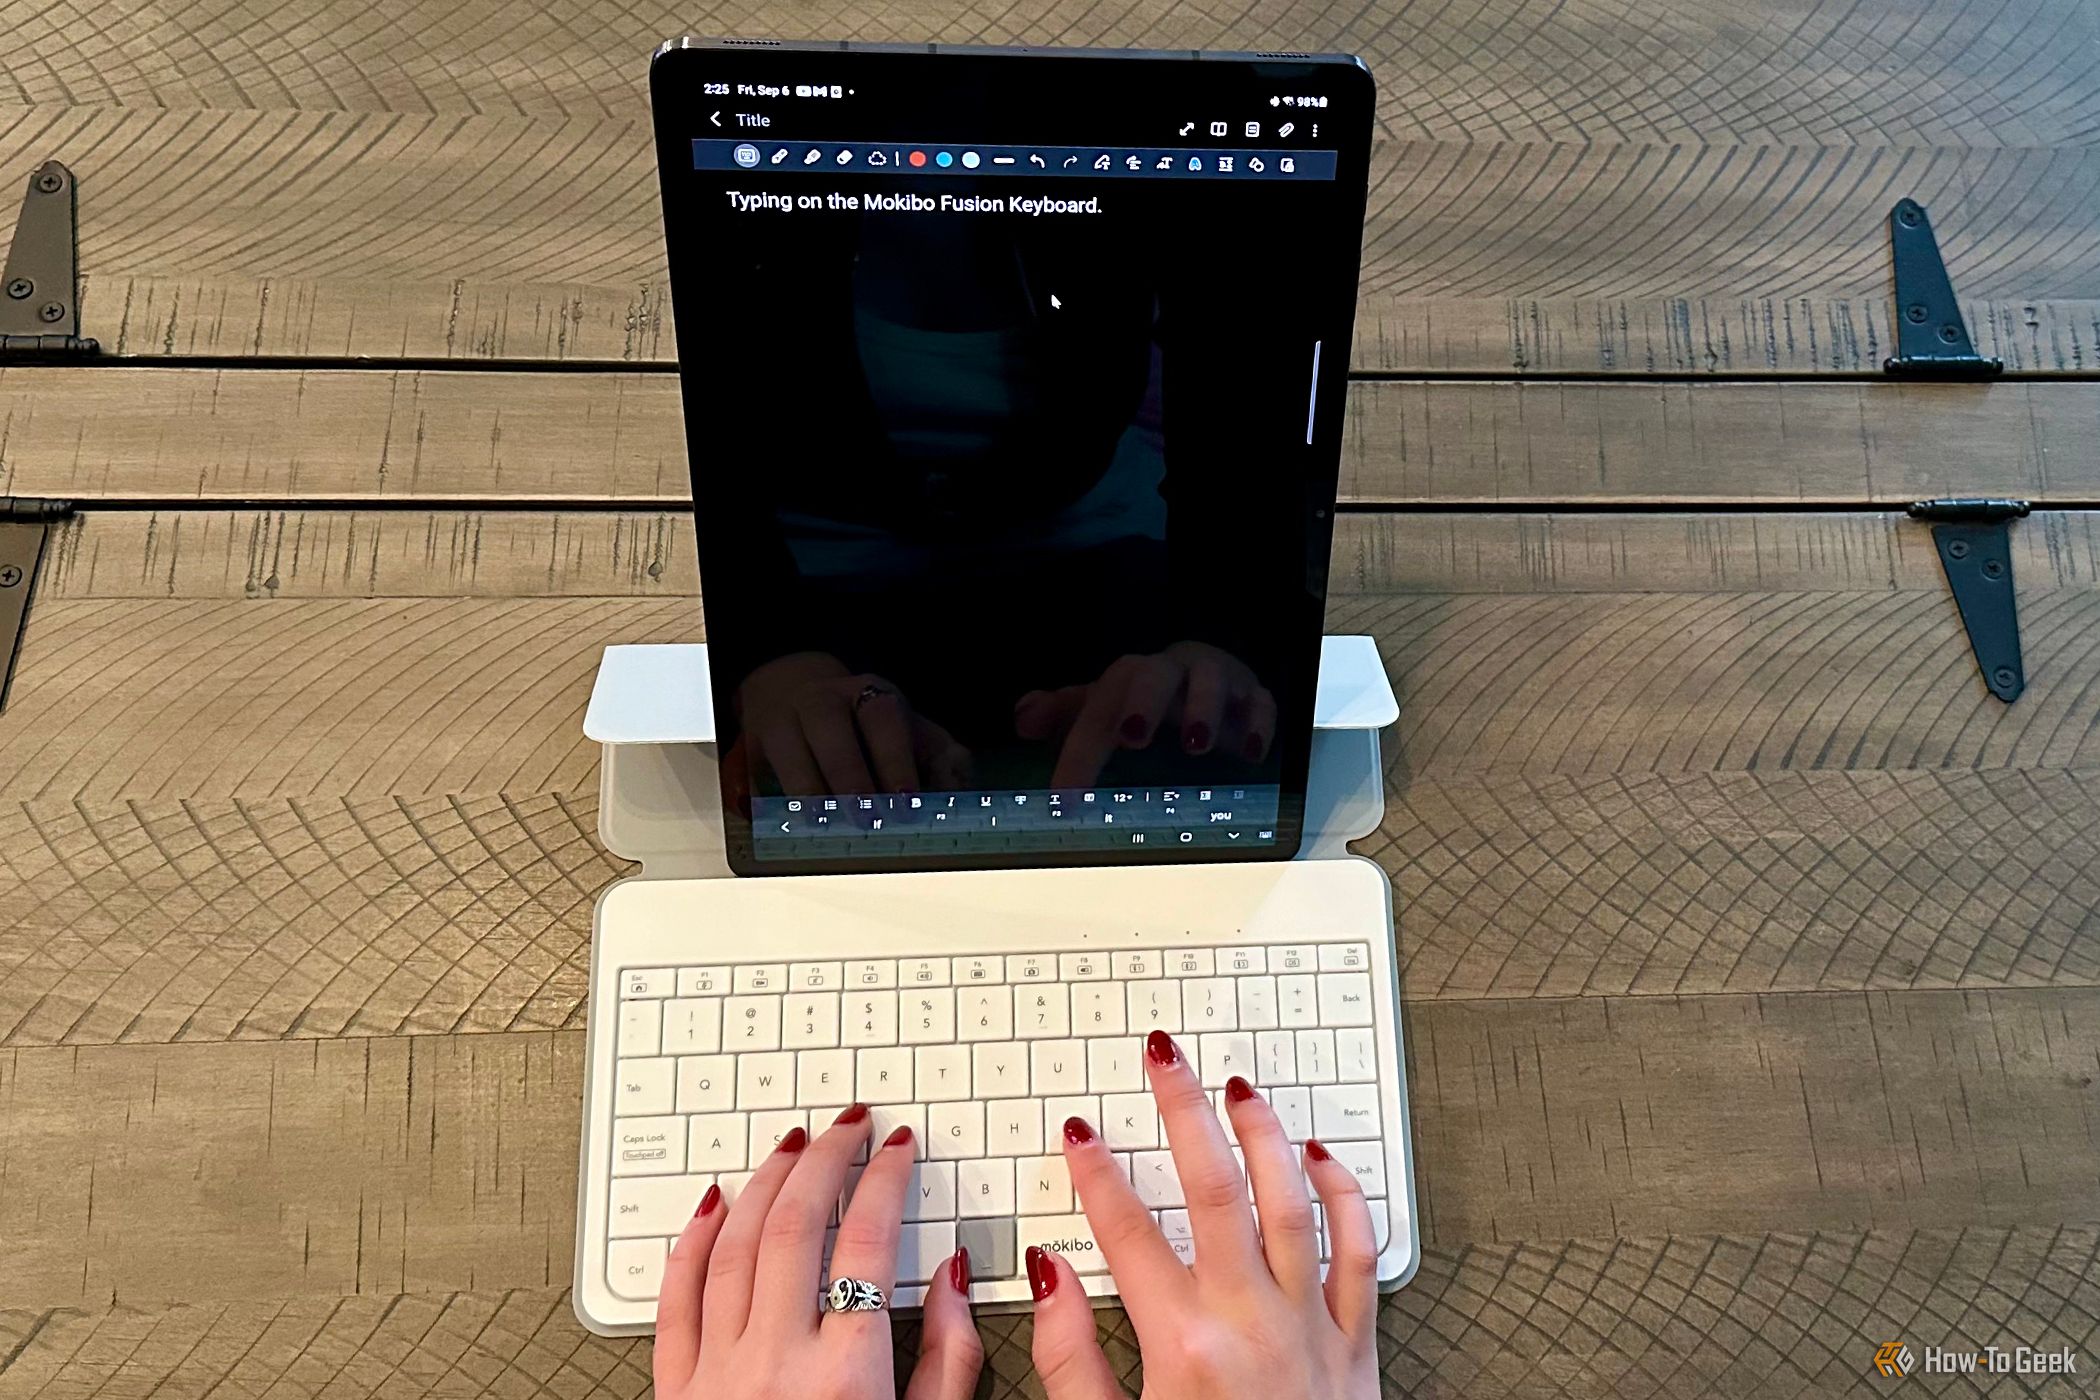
{"left": 1121, "top": 714, "right": 1148, "bottom": 743}
{"left": 1146, "top": 1029, "right": 1180, "bottom": 1067}
{"left": 695, "top": 1183, "right": 722, "bottom": 1217}
{"left": 1306, "top": 1138, "right": 1333, "bottom": 1162}
{"left": 834, "top": 1102, "right": 869, "bottom": 1126}
{"left": 1062, "top": 1115, "right": 1095, "bottom": 1147}
{"left": 1026, "top": 1245, "right": 1058, "bottom": 1300}
{"left": 776, "top": 1127, "right": 808, "bottom": 1154}
{"left": 949, "top": 1246, "right": 972, "bottom": 1294}
{"left": 1242, "top": 733, "right": 1264, "bottom": 761}
{"left": 884, "top": 1124, "right": 915, "bottom": 1148}
{"left": 1184, "top": 722, "right": 1212, "bottom": 753}
{"left": 1226, "top": 1074, "right": 1257, "bottom": 1103}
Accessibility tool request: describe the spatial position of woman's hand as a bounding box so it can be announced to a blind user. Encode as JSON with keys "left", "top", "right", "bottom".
{"left": 1026, "top": 1030, "right": 1380, "bottom": 1400}
{"left": 728, "top": 652, "right": 973, "bottom": 799}
{"left": 1013, "top": 642, "right": 1277, "bottom": 789}
{"left": 653, "top": 1108, "right": 984, "bottom": 1400}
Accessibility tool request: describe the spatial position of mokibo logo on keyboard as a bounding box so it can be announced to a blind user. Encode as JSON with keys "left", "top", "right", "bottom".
{"left": 1041, "top": 1237, "right": 1097, "bottom": 1254}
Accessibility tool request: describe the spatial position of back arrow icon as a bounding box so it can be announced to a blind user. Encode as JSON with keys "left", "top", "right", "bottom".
{"left": 710, "top": 111, "right": 723, "bottom": 127}
{"left": 780, "top": 821, "right": 792, "bottom": 832}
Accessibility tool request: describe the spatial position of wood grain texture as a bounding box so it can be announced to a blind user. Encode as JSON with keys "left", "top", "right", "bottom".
{"left": 5, "top": 0, "right": 2097, "bottom": 146}
{"left": 2, "top": 992, "right": 2093, "bottom": 1309}
{"left": 3, "top": 1228, "right": 2094, "bottom": 1398}
{"left": 8, "top": 372, "right": 2100, "bottom": 505}
{"left": 0, "top": 107, "right": 2093, "bottom": 369}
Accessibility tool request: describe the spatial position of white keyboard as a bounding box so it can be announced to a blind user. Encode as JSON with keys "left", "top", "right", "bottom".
{"left": 574, "top": 858, "right": 1418, "bottom": 1334}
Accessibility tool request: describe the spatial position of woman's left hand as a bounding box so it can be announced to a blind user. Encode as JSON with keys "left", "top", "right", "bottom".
{"left": 653, "top": 1108, "right": 985, "bottom": 1400}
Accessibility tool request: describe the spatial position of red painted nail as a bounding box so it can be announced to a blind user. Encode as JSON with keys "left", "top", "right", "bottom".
{"left": 1121, "top": 714, "right": 1148, "bottom": 743}
{"left": 776, "top": 1127, "right": 808, "bottom": 1155}
{"left": 1026, "top": 1245, "right": 1057, "bottom": 1300}
{"left": 949, "top": 1246, "right": 971, "bottom": 1294}
{"left": 1226, "top": 1074, "right": 1257, "bottom": 1103}
{"left": 884, "top": 1124, "right": 915, "bottom": 1148}
{"left": 834, "top": 1103, "right": 869, "bottom": 1126}
{"left": 695, "top": 1183, "right": 722, "bottom": 1218}
{"left": 1063, "top": 1115, "right": 1095, "bottom": 1146}
{"left": 1306, "top": 1138, "right": 1333, "bottom": 1162}
{"left": 1146, "top": 1029, "right": 1179, "bottom": 1067}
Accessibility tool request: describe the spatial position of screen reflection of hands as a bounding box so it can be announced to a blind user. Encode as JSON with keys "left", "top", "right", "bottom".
{"left": 1013, "top": 641, "right": 1277, "bottom": 788}
{"left": 725, "top": 652, "right": 974, "bottom": 809}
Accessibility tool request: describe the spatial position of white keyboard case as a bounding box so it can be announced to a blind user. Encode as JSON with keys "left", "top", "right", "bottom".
{"left": 575, "top": 637, "right": 1419, "bottom": 1333}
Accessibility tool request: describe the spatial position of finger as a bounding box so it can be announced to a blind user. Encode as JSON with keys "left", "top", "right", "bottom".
{"left": 1223, "top": 1076, "right": 1319, "bottom": 1297}
{"left": 748, "top": 1104, "right": 873, "bottom": 1337}
{"left": 1026, "top": 1247, "right": 1125, "bottom": 1400}
{"left": 904, "top": 1248, "right": 986, "bottom": 1400}
{"left": 913, "top": 719, "right": 973, "bottom": 791}
{"left": 1143, "top": 1031, "right": 1264, "bottom": 1279}
{"left": 1179, "top": 656, "right": 1227, "bottom": 755}
{"left": 796, "top": 693, "right": 877, "bottom": 796}
{"left": 702, "top": 1125, "right": 810, "bottom": 1341}
{"left": 1307, "top": 1139, "right": 1378, "bottom": 1339}
{"left": 823, "top": 1120, "right": 917, "bottom": 1308}
{"left": 1114, "top": 655, "right": 1185, "bottom": 749}
{"left": 1013, "top": 685, "right": 1087, "bottom": 741}
{"left": 1059, "top": 1114, "right": 1186, "bottom": 1328}
{"left": 1050, "top": 661, "right": 1139, "bottom": 788}
{"left": 755, "top": 718, "right": 824, "bottom": 796}
{"left": 851, "top": 683, "right": 921, "bottom": 793}
{"left": 652, "top": 1182, "right": 727, "bottom": 1393}
{"left": 1238, "top": 686, "right": 1278, "bottom": 764}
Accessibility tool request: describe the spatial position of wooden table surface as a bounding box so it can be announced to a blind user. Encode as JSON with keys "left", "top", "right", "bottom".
{"left": 1, "top": 3, "right": 2097, "bottom": 1397}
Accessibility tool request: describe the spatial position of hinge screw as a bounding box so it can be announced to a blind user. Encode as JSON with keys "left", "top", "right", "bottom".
{"left": 1993, "top": 667, "right": 2017, "bottom": 689}
{"left": 4, "top": 278, "right": 29, "bottom": 299}
{"left": 1905, "top": 303, "right": 1929, "bottom": 323}
{"left": 38, "top": 302, "right": 65, "bottom": 323}
{"left": 1946, "top": 539, "right": 1970, "bottom": 559}
{"left": 1983, "top": 559, "right": 2005, "bottom": 579}
{"left": 0, "top": 565, "right": 22, "bottom": 588}
{"left": 34, "top": 171, "right": 63, "bottom": 194}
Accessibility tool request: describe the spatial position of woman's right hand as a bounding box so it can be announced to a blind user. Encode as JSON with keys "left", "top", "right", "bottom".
{"left": 727, "top": 652, "right": 972, "bottom": 800}
{"left": 1024, "top": 1029, "right": 1382, "bottom": 1400}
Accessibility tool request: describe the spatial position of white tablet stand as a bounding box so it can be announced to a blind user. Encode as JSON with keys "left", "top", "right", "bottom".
{"left": 584, "top": 636, "right": 1400, "bottom": 878}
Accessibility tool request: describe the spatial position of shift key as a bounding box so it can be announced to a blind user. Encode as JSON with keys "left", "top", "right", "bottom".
{"left": 1015, "top": 1214, "right": 1109, "bottom": 1274}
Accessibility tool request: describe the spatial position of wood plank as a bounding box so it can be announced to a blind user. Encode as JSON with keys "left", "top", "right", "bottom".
{"left": 3, "top": 107, "right": 2095, "bottom": 369}
{"left": 4, "top": 1227, "right": 2093, "bottom": 1398}
{"left": 8, "top": 373, "right": 2100, "bottom": 505}
{"left": 2, "top": 991, "right": 2094, "bottom": 1309}
{"left": 11, "top": 0, "right": 2099, "bottom": 145}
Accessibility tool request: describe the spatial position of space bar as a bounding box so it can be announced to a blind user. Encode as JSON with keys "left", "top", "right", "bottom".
{"left": 1015, "top": 1215, "right": 1108, "bottom": 1273}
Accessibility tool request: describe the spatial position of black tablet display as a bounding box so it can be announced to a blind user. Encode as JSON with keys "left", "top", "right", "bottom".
{"left": 651, "top": 41, "right": 1373, "bottom": 876}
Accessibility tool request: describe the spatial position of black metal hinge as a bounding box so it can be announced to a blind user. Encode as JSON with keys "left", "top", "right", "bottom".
{"left": 0, "top": 160, "right": 99, "bottom": 358}
{"left": 1884, "top": 199, "right": 2000, "bottom": 379}
{"left": 0, "top": 496, "right": 74, "bottom": 712}
{"left": 1909, "top": 497, "right": 2027, "bottom": 703}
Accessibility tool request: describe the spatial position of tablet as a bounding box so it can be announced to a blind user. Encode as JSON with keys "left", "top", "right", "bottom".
{"left": 651, "top": 41, "right": 1373, "bottom": 876}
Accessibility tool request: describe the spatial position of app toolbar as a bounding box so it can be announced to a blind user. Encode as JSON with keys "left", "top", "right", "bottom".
{"left": 700, "top": 139, "right": 1336, "bottom": 181}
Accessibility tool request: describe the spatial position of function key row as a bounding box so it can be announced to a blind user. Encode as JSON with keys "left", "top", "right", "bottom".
{"left": 623, "top": 943, "right": 1371, "bottom": 998}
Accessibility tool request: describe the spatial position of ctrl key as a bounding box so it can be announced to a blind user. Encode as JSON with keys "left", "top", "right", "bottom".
{"left": 607, "top": 1237, "right": 669, "bottom": 1300}
{"left": 612, "top": 1116, "right": 686, "bottom": 1177}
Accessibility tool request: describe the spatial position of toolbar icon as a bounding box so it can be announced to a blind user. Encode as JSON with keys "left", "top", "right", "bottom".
{"left": 1280, "top": 156, "right": 1295, "bottom": 172}
{"left": 1245, "top": 121, "right": 1260, "bottom": 137}
{"left": 1094, "top": 154, "right": 1111, "bottom": 169}
{"left": 1278, "top": 121, "right": 1295, "bottom": 138}
{"left": 1178, "top": 121, "right": 1195, "bottom": 135}
{"left": 1155, "top": 154, "right": 1173, "bottom": 169}
{"left": 1218, "top": 156, "right": 1233, "bottom": 171}
{"left": 1209, "top": 121, "right": 1227, "bottom": 135}
{"left": 1125, "top": 155, "right": 1142, "bottom": 170}
{"left": 1248, "top": 156, "right": 1265, "bottom": 172}
{"left": 733, "top": 143, "right": 760, "bottom": 167}
{"left": 836, "top": 148, "right": 853, "bottom": 164}
{"left": 769, "top": 147, "right": 788, "bottom": 164}
{"left": 1188, "top": 156, "right": 1202, "bottom": 171}
{"left": 803, "top": 148, "right": 822, "bottom": 165}
{"left": 868, "top": 150, "right": 887, "bottom": 165}
{"left": 961, "top": 150, "right": 981, "bottom": 168}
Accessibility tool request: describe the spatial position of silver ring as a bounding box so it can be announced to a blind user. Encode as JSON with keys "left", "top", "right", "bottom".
{"left": 822, "top": 1277, "right": 888, "bottom": 1313}
{"left": 853, "top": 683, "right": 893, "bottom": 711}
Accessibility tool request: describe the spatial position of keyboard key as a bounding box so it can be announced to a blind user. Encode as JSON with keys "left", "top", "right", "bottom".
{"left": 929, "top": 1101, "right": 984, "bottom": 1159}
{"left": 900, "top": 989, "right": 956, "bottom": 1044}
{"left": 1320, "top": 944, "right": 1371, "bottom": 972}
{"left": 957, "top": 1215, "right": 1018, "bottom": 1277}
{"left": 1007, "top": 954, "right": 1053, "bottom": 982}
{"left": 749, "top": 1109, "right": 808, "bottom": 1165}
{"left": 1325, "top": 1141, "right": 1386, "bottom": 1196}
{"left": 1278, "top": 976, "right": 1318, "bottom": 1027}
{"left": 972, "top": 1044, "right": 1028, "bottom": 1098}
{"left": 1042, "top": 1095, "right": 1101, "bottom": 1147}
{"left": 1169, "top": 948, "right": 1214, "bottom": 976}
{"left": 783, "top": 993, "right": 841, "bottom": 1048}
{"left": 1115, "top": 950, "right": 1160, "bottom": 979}
{"left": 1017, "top": 1155, "right": 1073, "bottom": 1214}
{"left": 1237, "top": 977, "right": 1279, "bottom": 1031}
{"left": 796, "top": 1049, "right": 855, "bottom": 1107}
{"left": 1367, "top": 1199, "right": 1392, "bottom": 1252}
{"left": 606, "top": 1237, "right": 668, "bottom": 1299}
{"left": 686, "top": 1114, "right": 746, "bottom": 1171}
{"left": 677, "top": 1055, "right": 735, "bottom": 1113}
{"left": 1312, "top": 1084, "right": 1381, "bottom": 1140}
{"left": 907, "top": 1161, "right": 959, "bottom": 1220}
{"left": 953, "top": 956, "right": 1002, "bottom": 985}
{"left": 901, "top": 957, "right": 949, "bottom": 987}
{"left": 1268, "top": 945, "right": 1315, "bottom": 975}
{"left": 1271, "top": 1086, "right": 1313, "bottom": 1141}
{"left": 618, "top": 1002, "right": 662, "bottom": 1057}
{"left": 1317, "top": 974, "right": 1374, "bottom": 1027}
{"left": 958, "top": 986, "right": 1013, "bottom": 1041}
{"left": 609, "top": 1175, "right": 710, "bottom": 1237}
{"left": 1336, "top": 1028, "right": 1377, "bottom": 1082}
{"left": 842, "top": 990, "right": 899, "bottom": 1048}
{"left": 865, "top": 1104, "right": 926, "bottom": 1160}
{"left": 1087, "top": 1037, "right": 1144, "bottom": 1093}
{"left": 1101, "top": 1093, "right": 1160, "bottom": 1149}
{"left": 677, "top": 965, "right": 730, "bottom": 996}
{"left": 1221, "top": 945, "right": 1265, "bottom": 974}
{"left": 716, "top": 1170, "right": 755, "bottom": 1210}
{"left": 1030, "top": 1040, "right": 1087, "bottom": 1095}
{"left": 622, "top": 968, "right": 673, "bottom": 999}
{"left": 735, "top": 964, "right": 786, "bottom": 994}
{"left": 1159, "top": 1207, "right": 1196, "bottom": 1265}
{"left": 661, "top": 998, "right": 722, "bottom": 1054}
{"left": 1255, "top": 1030, "right": 1297, "bottom": 1085}
{"left": 725, "top": 995, "right": 782, "bottom": 1051}
{"left": 614, "top": 1116, "right": 685, "bottom": 1176}
{"left": 1198, "top": 1032, "right": 1256, "bottom": 1088}
{"left": 959, "top": 1160, "right": 1016, "bottom": 1218}
{"left": 1127, "top": 981, "right": 1182, "bottom": 1032}
{"left": 857, "top": 1047, "right": 914, "bottom": 1103}
{"left": 1016, "top": 1214, "right": 1107, "bottom": 1273}
{"left": 1296, "top": 1030, "right": 1337, "bottom": 1084}
{"left": 986, "top": 1098, "right": 1044, "bottom": 1156}
{"left": 897, "top": 1222, "right": 958, "bottom": 1284}
{"left": 1071, "top": 984, "right": 1126, "bottom": 1036}
{"left": 1059, "top": 951, "right": 1108, "bottom": 981}
{"left": 737, "top": 1051, "right": 796, "bottom": 1108}
{"left": 791, "top": 961, "right": 842, "bottom": 990}
{"left": 1182, "top": 978, "right": 1237, "bottom": 1031}
{"left": 1129, "top": 1152, "right": 1184, "bottom": 1208}
{"left": 1015, "top": 984, "right": 1070, "bottom": 1038}
{"left": 848, "top": 960, "right": 896, "bottom": 989}
{"left": 615, "top": 1058, "right": 674, "bottom": 1115}
{"left": 916, "top": 1045, "right": 972, "bottom": 1102}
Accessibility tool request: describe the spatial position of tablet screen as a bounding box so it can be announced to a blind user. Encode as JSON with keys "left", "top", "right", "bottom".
{"left": 652, "top": 44, "right": 1373, "bottom": 875}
